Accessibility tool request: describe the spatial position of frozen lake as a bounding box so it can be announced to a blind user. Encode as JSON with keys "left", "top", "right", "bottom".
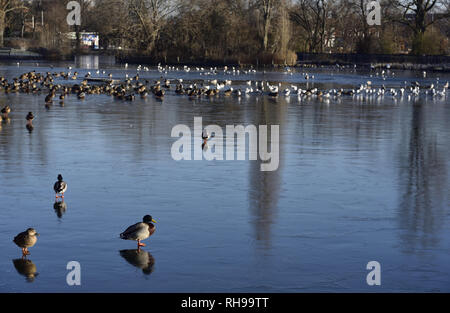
{"left": 0, "top": 60, "right": 449, "bottom": 292}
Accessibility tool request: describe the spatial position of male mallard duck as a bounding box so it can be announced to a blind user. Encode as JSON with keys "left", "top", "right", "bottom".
{"left": 54, "top": 174, "right": 68, "bottom": 199}
{"left": 13, "top": 228, "right": 40, "bottom": 256}
{"left": 26, "top": 112, "right": 34, "bottom": 122}
{"left": 120, "top": 215, "right": 157, "bottom": 249}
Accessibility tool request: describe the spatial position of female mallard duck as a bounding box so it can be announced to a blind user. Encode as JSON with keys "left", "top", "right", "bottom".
{"left": 120, "top": 215, "right": 157, "bottom": 249}
{"left": 54, "top": 174, "right": 68, "bottom": 199}
{"left": 13, "top": 228, "right": 40, "bottom": 256}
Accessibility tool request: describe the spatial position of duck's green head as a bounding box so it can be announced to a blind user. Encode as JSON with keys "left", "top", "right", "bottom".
{"left": 143, "top": 215, "right": 157, "bottom": 224}
{"left": 57, "top": 174, "right": 63, "bottom": 181}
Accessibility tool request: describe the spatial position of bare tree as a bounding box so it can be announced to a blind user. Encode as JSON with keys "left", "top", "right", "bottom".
{"left": 290, "top": 0, "right": 333, "bottom": 52}
{"left": 128, "top": 0, "right": 180, "bottom": 53}
{"left": 258, "top": 0, "right": 276, "bottom": 51}
{"left": 390, "top": 0, "right": 450, "bottom": 54}
{"left": 0, "top": 0, "right": 28, "bottom": 47}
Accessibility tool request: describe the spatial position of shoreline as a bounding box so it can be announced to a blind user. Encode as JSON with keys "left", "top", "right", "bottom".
{"left": 0, "top": 48, "right": 449, "bottom": 72}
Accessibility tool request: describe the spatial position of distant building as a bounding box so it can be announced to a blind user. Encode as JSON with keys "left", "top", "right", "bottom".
{"left": 67, "top": 32, "right": 99, "bottom": 50}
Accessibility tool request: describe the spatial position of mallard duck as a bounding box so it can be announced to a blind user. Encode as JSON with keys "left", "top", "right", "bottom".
{"left": 54, "top": 174, "right": 68, "bottom": 199}
{"left": 120, "top": 215, "right": 157, "bottom": 249}
{"left": 13, "top": 228, "right": 40, "bottom": 256}
{"left": 26, "top": 112, "right": 34, "bottom": 122}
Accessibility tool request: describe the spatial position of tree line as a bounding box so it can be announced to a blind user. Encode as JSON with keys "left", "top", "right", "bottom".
{"left": 1, "top": 0, "right": 449, "bottom": 64}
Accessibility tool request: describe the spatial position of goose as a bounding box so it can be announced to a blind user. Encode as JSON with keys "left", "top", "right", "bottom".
{"left": 13, "top": 228, "right": 40, "bottom": 256}
{"left": 54, "top": 174, "right": 68, "bottom": 199}
{"left": 120, "top": 215, "right": 157, "bottom": 249}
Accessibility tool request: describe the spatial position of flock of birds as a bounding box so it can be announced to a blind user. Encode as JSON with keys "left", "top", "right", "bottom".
{"left": 0, "top": 66, "right": 447, "bottom": 121}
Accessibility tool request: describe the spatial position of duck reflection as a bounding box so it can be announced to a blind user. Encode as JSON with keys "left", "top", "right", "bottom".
{"left": 26, "top": 123, "right": 34, "bottom": 133}
{"left": 54, "top": 201, "right": 67, "bottom": 218}
{"left": 12, "top": 258, "right": 39, "bottom": 282}
{"left": 397, "top": 102, "right": 448, "bottom": 253}
{"left": 119, "top": 249, "right": 155, "bottom": 275}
